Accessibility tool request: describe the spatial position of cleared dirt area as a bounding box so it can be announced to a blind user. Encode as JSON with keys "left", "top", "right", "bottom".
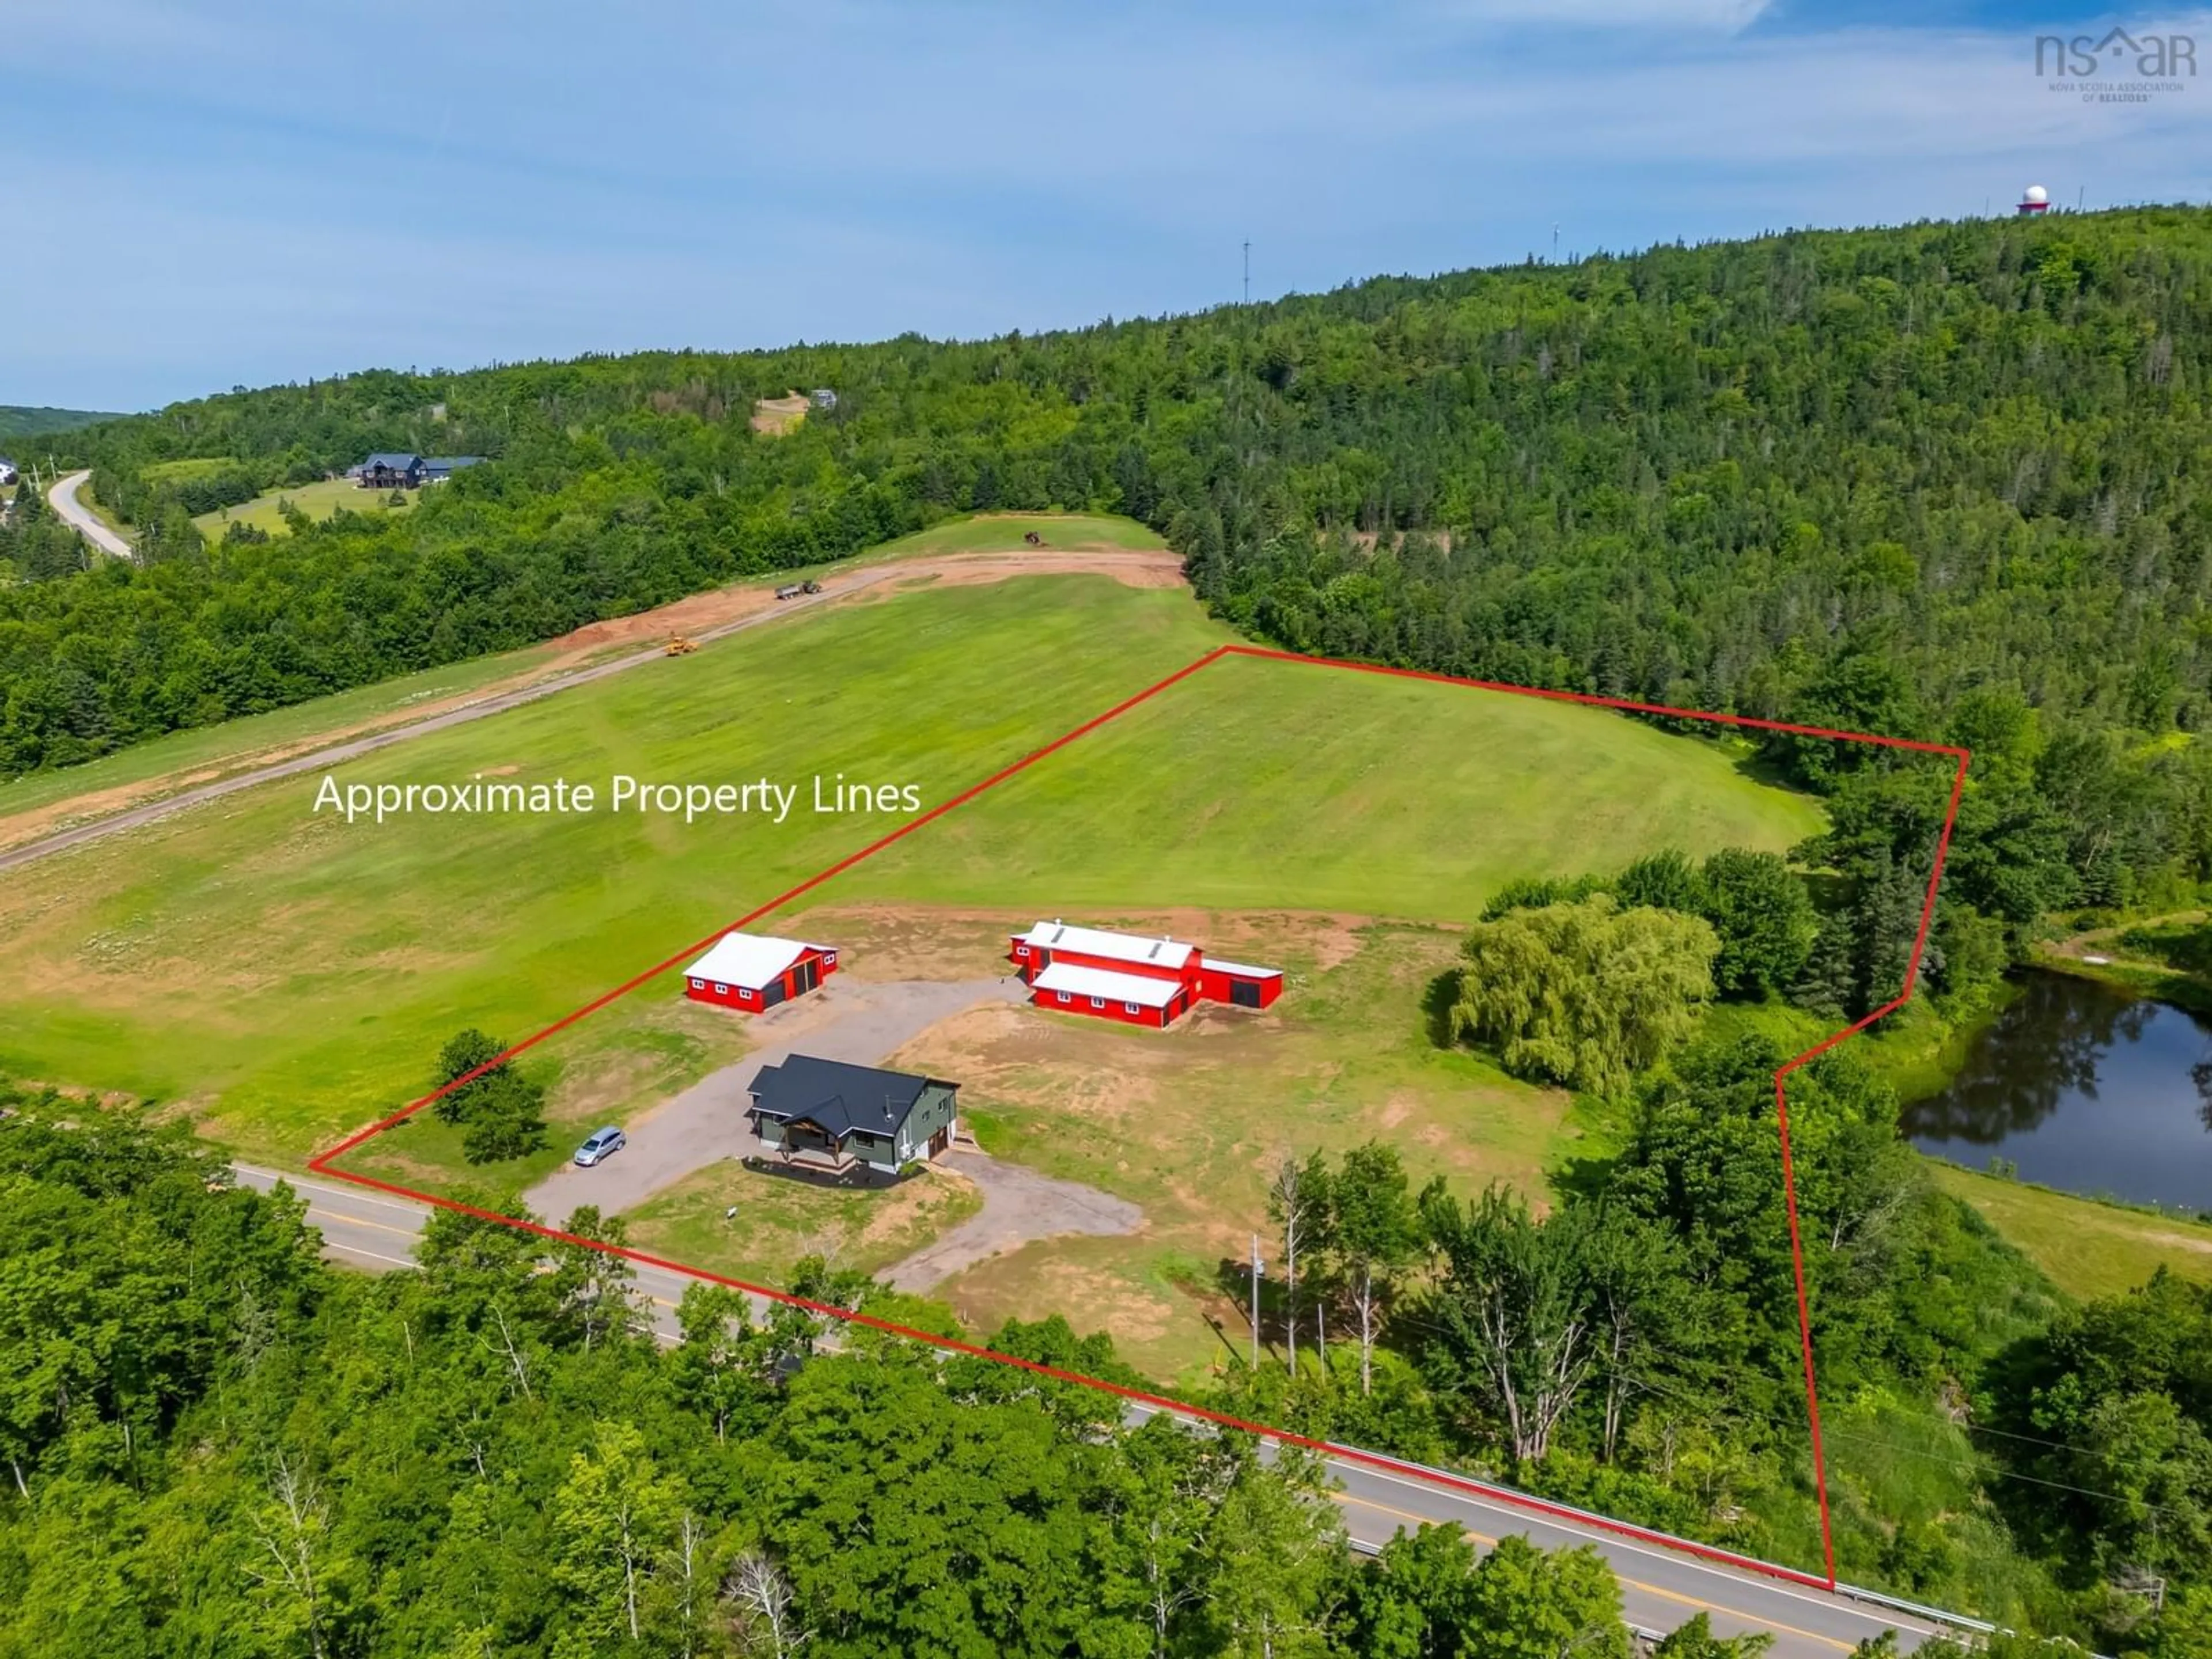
{"left": 750, "top": 393, "right": 810, "bottom": 435}
{"left": 0, "top": 543, "right": 1184, "bottom": 862}
{"left": 781, "top": 903, "right": 1567, "bottom": 1377}
{"left": 881, "top": 1148, "right": 1143, "bottom": 1291}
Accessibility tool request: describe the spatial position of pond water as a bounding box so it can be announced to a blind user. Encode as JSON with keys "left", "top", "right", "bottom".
{"left": 1900, "top": 971, "right": 2212, "bottom": 1213}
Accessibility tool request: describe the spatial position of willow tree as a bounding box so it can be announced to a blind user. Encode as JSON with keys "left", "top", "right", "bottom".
{"left": 1452, "top": 895, "right": 1718, "bottom": 1097}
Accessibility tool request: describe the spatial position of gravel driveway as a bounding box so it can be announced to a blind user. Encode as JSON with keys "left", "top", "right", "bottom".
{"left": 882, "top": 1147, "right": 1143, "bottom": 1291}
{"left": 525, "top": 975, "right": 1027, "bottom": 1221}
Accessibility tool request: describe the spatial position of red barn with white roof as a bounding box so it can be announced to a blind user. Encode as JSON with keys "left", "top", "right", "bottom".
{"left": 1009, "top": 919, "right": 1281, "bottom": 1028}
{"left": 683, "top": 932, "right": 839, "bottom": 1013}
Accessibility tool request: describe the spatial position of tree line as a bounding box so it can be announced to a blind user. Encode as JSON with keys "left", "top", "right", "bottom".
{"left": 5, "top": 208, "right": 2211, "bottom": 955}
{"left": 1, "top": 1077, "right": 1748, "bottom": 1659}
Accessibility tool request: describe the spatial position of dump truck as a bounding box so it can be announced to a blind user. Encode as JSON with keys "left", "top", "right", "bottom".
{"left": 774, "top": 580, "right": 823, "bottom": 600}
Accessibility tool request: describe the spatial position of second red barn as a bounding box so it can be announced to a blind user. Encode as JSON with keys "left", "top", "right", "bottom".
{"left": 1008, "top": 919, "right": 1281, "bottom": 1029}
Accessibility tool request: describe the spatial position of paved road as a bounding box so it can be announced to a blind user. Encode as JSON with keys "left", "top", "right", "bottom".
{"left": 522, "top": 975, "right": 1032, "bottom": 1221}
{"left": 0, "top": 571, "right": 875, "bottom": 876}
{"left": 237, "top": 1161, "right": 1947, "bottom": 1657}
{"left": 233, "top": 1162, "right": 704, "bottom": 1342}
{"left": 47, "top": 468, "right": 135, "bottom": 559}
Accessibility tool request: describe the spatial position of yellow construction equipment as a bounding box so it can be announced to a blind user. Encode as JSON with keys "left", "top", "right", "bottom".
{"left": 664, "top": 635, "right": 699, "bottom": 657}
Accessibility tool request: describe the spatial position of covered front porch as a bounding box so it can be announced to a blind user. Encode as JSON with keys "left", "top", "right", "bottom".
{"left": 751, "top": 1112, "right": 901, "bottom": 1177}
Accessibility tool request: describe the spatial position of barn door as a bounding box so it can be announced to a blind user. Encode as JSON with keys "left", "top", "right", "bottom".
{"left": 794, "top": 958, "right": 819, "bottom": 995}
{"left": 1231, "top": 980, "right": 1262, "bottom": 1008}
{"left": 759, "top": 979, "right": 787, "bottom": 1009}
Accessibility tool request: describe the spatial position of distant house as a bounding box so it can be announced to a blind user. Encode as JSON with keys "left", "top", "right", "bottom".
{"left": 809, "top": 388, "right": 838, "bottom": 410}
{"left": 357, "top": 453, "right": 425, "bottom": 489}
{"left": 0, "top": 457, "right": 17, "bottom": 487}
{"left": 746, "top": 1054, "right": 960, "bottom": 1175}
{"left": 421, "top": 456, "right": 484, "bottom": 483}
{"left": 683, "top": 931, "right": 839, "bottom": 1013}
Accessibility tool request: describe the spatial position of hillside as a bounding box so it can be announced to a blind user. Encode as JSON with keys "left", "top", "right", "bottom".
{"left": 0, "top": 404, "right": 123, "bottom": 442}
{"left": 3, "top": 207, "right": 2210, "bottom": 952}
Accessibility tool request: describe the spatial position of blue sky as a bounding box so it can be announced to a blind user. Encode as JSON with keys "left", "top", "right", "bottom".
{"left": 2, "top": 0, "right": 2205, "bottom": 411}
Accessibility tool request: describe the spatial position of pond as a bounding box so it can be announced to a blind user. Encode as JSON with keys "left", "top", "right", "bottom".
{"left": 1900, "top": 971, "right": 2212, "bottom": 1213}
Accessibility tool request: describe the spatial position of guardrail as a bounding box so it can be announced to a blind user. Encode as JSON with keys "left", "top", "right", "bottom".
{"left": 1315, "top": 1440, "right": 2005, "bottom": 1639}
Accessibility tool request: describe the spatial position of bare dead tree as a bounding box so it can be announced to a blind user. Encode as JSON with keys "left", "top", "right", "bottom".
{"left": 724, "top": 1550, "right": 809, "bottom": 1657}
{"left": 243, "top": 1451, "right": 334, "bottom": 1659}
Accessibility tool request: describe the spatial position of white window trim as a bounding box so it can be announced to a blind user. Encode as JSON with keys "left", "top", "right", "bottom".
{"left": 1056, "top": 991, "right": 1071, "bottom": 1003}
{"left": 1125, "top": 1002, "right": 1141, "bottom": 1014}
{"left": 1090, "top": 997, "right": 1105, "bottom": 1009}
{"left": 689, "top": 978, "right": 703, "bottom": 989}
{"left": 713, "top": 983, "right": 728, "bottom": 995}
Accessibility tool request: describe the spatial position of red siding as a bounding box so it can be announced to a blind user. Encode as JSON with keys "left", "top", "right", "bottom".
{"left": 1012, "top": 929, "right": 1280, "bottom": 1028}
{"left": 1031, "top": 986, "right": 1173, "bottom": 1029}
{"left": 684, "top": 945, "right": 839, "bottom": 1014}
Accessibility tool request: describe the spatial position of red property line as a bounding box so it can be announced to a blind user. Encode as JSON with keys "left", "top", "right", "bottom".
{"left": 309, "top": 638, "right": 1971, "bottom": 1598}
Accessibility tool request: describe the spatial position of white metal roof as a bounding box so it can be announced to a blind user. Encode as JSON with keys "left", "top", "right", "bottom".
{"left": 1032, "top": 961, "right": 1182, "bottom": 1009}
{"left": 682, "top": 932, "right": 824, "bottom": 990}
{"left": 1015, "top": 919, "right": 1197, "bottom": 972}
{"left": 1200, "top": 956, "right": 1282, "bottom": 979}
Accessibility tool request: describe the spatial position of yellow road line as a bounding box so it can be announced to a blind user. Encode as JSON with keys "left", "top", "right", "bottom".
{"left": 1332, "top": 1493, "right": 1854, "bottom": 1653}
{"left": 305, "top": 1207, "right": 419, "bottom": 1241}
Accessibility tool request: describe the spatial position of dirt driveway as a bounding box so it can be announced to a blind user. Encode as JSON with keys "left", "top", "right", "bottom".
{"left": 881, "top": 1148, "right": 1142, "bottom": 1291}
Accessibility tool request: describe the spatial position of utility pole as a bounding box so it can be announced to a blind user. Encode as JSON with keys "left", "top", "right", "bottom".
{"left": 1552, "top": 224, "right": 1560, "bottom": 262}
{"left": 1248, "top": 1234, "right": 1264, "bottom": 1369}
{"left": 1242, "top": 240, "right": 1250, "bottom": 306}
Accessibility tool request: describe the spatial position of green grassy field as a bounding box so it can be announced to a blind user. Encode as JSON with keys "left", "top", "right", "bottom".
{"left": 1931, "top": 1164, "right": 2212, "bottom": 1300}
{"left": 0, "top": 578, "right": 1225, "bottom": 1164}
{"left": 0, "top": 573, "right": 1816, "bottom": 1179}
{"left": 143, "top": 457, "right": 243, "bottom": 484}
{"left": 851, "top": 512, "right": 1168, "bottom": 563}
{"left": 0, "top": 646, "right": 569, "bottom": 832}
{"left": 858, "top": 649, "right": 1823, "bottom": 921}
{"left": 194, "top": 477, "right": 415, "bottom": 540}
{"left": 1, "top": 511, "right": 1169, "bottom": 838}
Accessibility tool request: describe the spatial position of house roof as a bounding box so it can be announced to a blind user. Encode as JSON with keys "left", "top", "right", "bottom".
{"left": 421, "top": 455, "right": 484, "bottom": 471}
{"left": 362, "top": 452, "right": 421, "bottom": 469}
{"left": 747, "top": 1054, "right": 951, "bottom": 1143}
{"left": 1200, "top": 955, "right": 1281, "bottom": 980}
{"left": 682, "top": 932, "right": 826, "bottom": 990}
{"left": 1014, "top": 920, "right": 1198, "bottom": 973}
{"left": 1033, "top": 961, "right": 1182, "bottom": 1009}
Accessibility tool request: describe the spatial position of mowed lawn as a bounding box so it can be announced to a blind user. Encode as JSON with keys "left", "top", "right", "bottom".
{"left": 1931, "top": 1165, "right": 2212, "bottom": 1300}
{"left": 0, "top": 578, "right": 1223, "bottom": 1163}
{"left": 852, "top": 650, "right": 1823, "bottom": 922}
{"left": 193, "top": 477, "right": 415, "bottom": 540}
